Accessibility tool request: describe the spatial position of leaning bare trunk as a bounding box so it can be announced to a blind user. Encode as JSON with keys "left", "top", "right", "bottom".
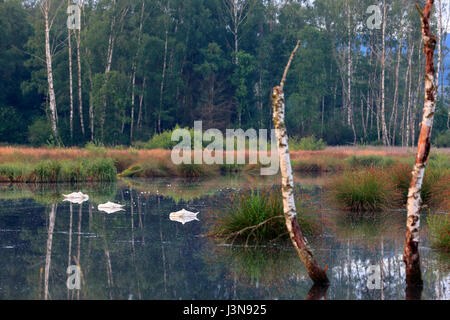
{"left": 403, "top": 0, "right": 437, "bottom": 287}
{"left": 272, "top": 41, "right": 329, "bottom": 285}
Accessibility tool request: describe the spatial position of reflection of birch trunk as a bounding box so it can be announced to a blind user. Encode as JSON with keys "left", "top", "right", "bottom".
{"left": 306, "top": 284, "right": 328, "bottom": 300}
{"left": 129, "top": 189, "right": 142, "bottom": 299}
{"left": 102, "top": 214, "right": 114, "bottom": 299}
{"left": 44, "top": 204, "right": 57, "bottom": 300}
{"left": 271, "top": 41, "right": 329, "bottom": 285}
{"left": 380, "top": 236, "right": 384, "bottom": 300}
{"left": 67, "top": 203, "right": 73, "bottom": 300}
{"left": 403, "top": 0, "right": 437, "bottom": 288}
{"left": 158, "top": 196, "right": 167, "bottom": 294}
{"left": 76, "top": 204, "right": 82, "bottom": 300}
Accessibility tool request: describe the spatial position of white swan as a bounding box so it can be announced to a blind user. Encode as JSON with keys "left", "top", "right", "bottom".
{"left": 169, "top": 209, "right": 199, "bottom": 225}
{"left": 63, "top": 192, "right": 89, "bottom": 204}
{"left": 98, "top": 201, "right": 125, "bottom": 214}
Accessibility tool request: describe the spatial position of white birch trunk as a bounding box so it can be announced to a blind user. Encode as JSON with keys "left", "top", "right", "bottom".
{"left": 42, "top": 1, "right": 58, "bottom": 139}
{"left": 68, "top": 20, "right": 74, "bottom": 141}
{"left": 272, "top": 41, "right": 329, "bottom": 285}
{"left": 403, "top": 0, "right": 437, "bottom": 287}
{"left": 381, "top": 0, "right": 389, "bottom": 146}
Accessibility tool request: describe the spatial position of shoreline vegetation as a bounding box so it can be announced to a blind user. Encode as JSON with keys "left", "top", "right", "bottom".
{"left": 1, "top": 145, "right": 449, "bottom": 181}
{"left": 1, "top": 146, "right": 448, "bottom": 213}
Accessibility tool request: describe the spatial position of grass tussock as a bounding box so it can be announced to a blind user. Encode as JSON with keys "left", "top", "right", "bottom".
{"left": 289, "top": 136, "right": 327, "bottom": 151}
{"left": 210, "top": 188, "right": 320, "bottom": 243}
{"left": 387, "top": 162, "right": 450, "bottom": 208}
{"left": 427, "top": 214, "right": 450, "bottom": 251}
{"left": 345, "top": 155, "right": 395, "bottom": 169}
{"left": 329, "top": 169, "right": 401, "bottom": 212}
{"left": 330, "top": 154, "right": 450, "bottom": 212}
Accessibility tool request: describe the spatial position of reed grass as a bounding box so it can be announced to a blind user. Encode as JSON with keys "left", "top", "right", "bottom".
{"left": 427, "top": 214, "right": 450, "bottom": 251}
{"left": 329, "top": 169, "right": 401, "bottom": 212}
{"left": 0, "top": 158, "right": 116, "bottom": 183}
{"left": 210, "top": 187, "right": 320, "bottom": 243}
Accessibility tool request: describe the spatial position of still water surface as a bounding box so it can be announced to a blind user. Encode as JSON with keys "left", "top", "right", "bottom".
{"left": 0, "top": 176, "right": 448, "bottom": 300}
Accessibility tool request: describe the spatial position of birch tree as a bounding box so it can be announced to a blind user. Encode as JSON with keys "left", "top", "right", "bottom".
{"left": 403, "top": 0, "right": 437, "bottom": 287}
{"left": 75, "top": 1, "right": 85, "bottom": 136}
{"left": 380, "top": 0, "right": 389, "bottom": 146}
{"left": 39, "top": 0, "right": 60, "bottom": 140}
{"left": 222, "top": 0, "right": 252, "bottom": 65}
{"left": 272, "top": 40, "right": 329, "bottom": 285}
{"left": 130, "top": 0, "right": 145, "bottom": 141}
{"left": 68, "top": 0, "right": 74, "bottom": 141}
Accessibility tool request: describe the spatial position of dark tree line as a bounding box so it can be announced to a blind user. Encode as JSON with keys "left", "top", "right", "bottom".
{"left": 0, "top": 0, "right": 448, "bottom": 147}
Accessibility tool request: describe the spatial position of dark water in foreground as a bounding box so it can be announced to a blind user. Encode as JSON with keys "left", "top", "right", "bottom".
{"left": 0, "top": 176, "right": 448, "bottom": 300}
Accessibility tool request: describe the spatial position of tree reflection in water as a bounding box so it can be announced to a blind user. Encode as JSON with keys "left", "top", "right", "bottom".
{"left": 0, "top": 180, "right": 447, "bottom": 300}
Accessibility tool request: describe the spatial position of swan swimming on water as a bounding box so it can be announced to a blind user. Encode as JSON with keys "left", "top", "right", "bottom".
{"left": 63, "top": 192, "right": 89, "bottom": 204}
{"left": 98, "top": 201, "right": 125, "bottom": 214}
{"left": 169, "top": 209, "right": 199, "bottom": 225}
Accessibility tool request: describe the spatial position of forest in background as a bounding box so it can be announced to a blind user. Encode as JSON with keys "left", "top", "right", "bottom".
{"left": 0, "top": 0, "right": 449, "bottom": 147}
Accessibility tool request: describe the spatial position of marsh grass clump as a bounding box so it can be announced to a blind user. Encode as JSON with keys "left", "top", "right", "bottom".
{"left": 59, "top": 159, "right": 89, "bottom": 182}
{"left": 120, "top": 161, "right": 173, "bottom": 178}
{"left": 426, "top": 214, "right": 450, "bottom": 251}
{"left": 210, "top": 188, "right": 320, "bottom": 243}
{"left": 388, "top": 162, "right": 449, "bottom": 207}
{"left": 32, "top": 160, "right": 62, "bottom": 182}
{"left": 176, "top": 163, "right": 208, "bottom": 177}
{"left": 346, "top": 155, "right": 395, "bottom": 169}
{"left": 86, "top": 158, "right": 117, "bottom": 181}
{"left": 289, "top": 136, "right": 326, "bottom": 151}
{"left": 0, "top": 162, "right": 32, "bottom": 182}
{"left": 330, "top": 169, "right": 400, "bottom": 212}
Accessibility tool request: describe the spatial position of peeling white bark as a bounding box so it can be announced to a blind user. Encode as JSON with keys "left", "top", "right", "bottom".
{"left": 404, "top": 0, "right": 437, "bottom": 287}
{"left": 272, "top": 41, "right": 328, "bottom": 285}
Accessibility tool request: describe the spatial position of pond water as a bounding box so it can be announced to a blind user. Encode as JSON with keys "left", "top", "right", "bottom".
{"left": 0, "top": 175, "right": 448, "bottom": 300}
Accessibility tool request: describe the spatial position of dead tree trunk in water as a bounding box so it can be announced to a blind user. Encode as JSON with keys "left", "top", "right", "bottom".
{"left": 403, "top": 0, "right": 437, "bottom": 287}
{"left": 272, "top": 41, "right": 329, "bottom": 286}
